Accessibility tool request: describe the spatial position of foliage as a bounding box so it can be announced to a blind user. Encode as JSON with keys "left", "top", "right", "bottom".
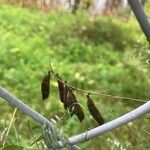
{"left": 0, "top": 4, "right": 150, "bottom": 150}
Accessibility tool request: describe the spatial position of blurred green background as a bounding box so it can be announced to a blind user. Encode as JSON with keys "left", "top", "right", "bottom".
{"left": 0, "top": 2, "right": 150, "bottom": 150}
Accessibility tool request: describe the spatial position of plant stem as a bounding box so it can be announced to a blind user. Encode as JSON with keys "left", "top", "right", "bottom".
{"left": 2, "top": 107, "right": 17, "bottom": 146}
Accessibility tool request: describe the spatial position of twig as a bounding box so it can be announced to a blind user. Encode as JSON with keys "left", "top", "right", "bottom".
{"left": 0, "top": 87, "right": 56, "bottom": 134}
{"left": 2, "top": 107, "right": 17, "bottom": 146}
{"left": 0, "top": 86, "right": 80, "bottom": 149}
{"left": 48, "top": 100, "right": 150, "bottom": 148}
{"left": 0, "top": 87, "right": 150, "bottom": 149}
{"left": 64, "top": 100, "right": 150, "bottom": 147}
{"left": 128, "top": 0, "right": 150, "bottom": 42}
{"left": 51, "top": 72, "right": 146, "bottom": 103}
{"left": 0, "top": 127, "right": 8, "bottom": 145}
{"left": 49, "top": 61, "right": 54, "bottom": 73}
{"left": 143, "top": 129, "right": 150, "bottom": 135}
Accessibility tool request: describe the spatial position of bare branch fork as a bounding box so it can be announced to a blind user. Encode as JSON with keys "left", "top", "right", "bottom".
{"left": 0, "top": 87, "right": 56, "bottom": 133}
{"left": 0, "top": 87, "right": 80, "bottom": 150}
{"left": 0, "top": 87, "right": 150, "bottom": 149}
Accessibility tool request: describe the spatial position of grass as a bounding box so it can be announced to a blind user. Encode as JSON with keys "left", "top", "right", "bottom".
{"left": 0, "top": 3, "right": 150, "bottom": 150}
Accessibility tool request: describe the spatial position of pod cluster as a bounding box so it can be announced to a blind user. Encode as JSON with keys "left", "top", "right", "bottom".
{"left": 41, "top": 72, "right": 104, "bottom": 125}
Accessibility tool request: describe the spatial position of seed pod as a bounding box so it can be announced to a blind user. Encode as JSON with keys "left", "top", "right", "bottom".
{"left": 87, "top": 94, "right": 104, "bottom": 125}
{"left": 70, "top": 103, "right": 85, "bottom": 122}
{"left": 41, "top": 71, "right": 51, "bottom": 101}
{"left": 56, "top": 74, "right": 64, "bottom": 103}
{"left": 67, "top": 89, "right": 85, "bottom": 122}
{"left": 66, "top": 88, "right": 77, "bottom": 109}
{"left": 63, "top": 82, "right": 69, "bottom": 109}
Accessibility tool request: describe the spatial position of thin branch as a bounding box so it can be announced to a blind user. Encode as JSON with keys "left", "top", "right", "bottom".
{"left": 38, "top": 100, "right": 150, "bottom": 148}
{"left": 143, "top": 129, "right": 150, "bottom": 135}
{"left": 0, "top": 87, "right": 56, "bottom": 133}
{"left": 63, "top": 100, "right": 150, "bottom": 147}
{"left": 0, "top": 87, "right": 79, "bottom": 149}
{"left": 0, "top": 87, "right": 150, "bottom": 149}
{"left": 128, "top": 0, "right": 150, "bottom": 42}
{"left": 0, "top": 127, "right": 8, "bottom": 145}
{"left": 52, "top": 73, "right": 146, "bottom": 103}
{"left": 2, "top": 107, "right": 17, "bottom": 146}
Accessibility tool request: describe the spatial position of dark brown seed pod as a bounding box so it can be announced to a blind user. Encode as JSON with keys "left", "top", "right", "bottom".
{"left": 56, "top": 74, "right": 64, "bottom": 103}
{"left": 41, "top": 71, "right": 51, "bottom": 101}
{"left": 66, "top": 88, "right": 77, "bottom": 109}
{"left": 70, "top": 103, "right": 85, "bottom": 122}
{"left": 67, "top": 89, "right": 85, "bottom": 122}
{"left": 63, "top": 82, "right": 69, "bottom": 109}
{"left": 87, "top": 94, "right": 104, "bottom": 125}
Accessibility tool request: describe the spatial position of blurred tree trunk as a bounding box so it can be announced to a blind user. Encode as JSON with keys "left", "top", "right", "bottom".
{"left": 89, "top": 0, "right": 106, "bottom": 16}
{"left": 72, "top": 0, "right": 80, "bottom": 13}
{"left": 89, "top": 0, "right": 148, "bottom": 16}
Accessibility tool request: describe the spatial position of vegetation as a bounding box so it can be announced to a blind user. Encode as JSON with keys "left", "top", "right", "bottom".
{"left": 0, "top": 3, "right": 150, "bottom": 150}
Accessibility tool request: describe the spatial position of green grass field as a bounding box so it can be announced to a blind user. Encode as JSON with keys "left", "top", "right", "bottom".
{"left": 0, "top": 3, "right": 150, "bottom": 150}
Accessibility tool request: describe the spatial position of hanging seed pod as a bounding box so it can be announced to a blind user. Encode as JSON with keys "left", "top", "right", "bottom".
{"left": 63, "top": 82, "right": 69, "bottom": 110}
{"left": 56, "top": 74, "right": 65, "bottom": 103}
{"left": 70, "top": 103, "right": 85, "bottom": 122}
{"left": 67, "top": 89, "right": 85, "bottom": 122}
{"left": 66, "top": 88, "right": 77, "bottom": 109}
{"left": 41, "top": 71, "right": 51, "bottom": 101}
{"left": 87, "top": 94, "right": 104, "bottom": 125}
